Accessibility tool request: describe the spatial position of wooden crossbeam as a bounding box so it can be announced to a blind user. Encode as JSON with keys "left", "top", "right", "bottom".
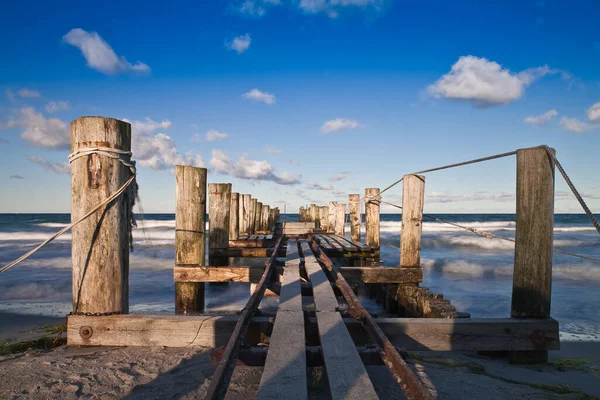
{"left": 67, "top": 314, "right": 559, "bottom": 351}
{"left": 174, "top": 266, "right": 423, "bottom": 284}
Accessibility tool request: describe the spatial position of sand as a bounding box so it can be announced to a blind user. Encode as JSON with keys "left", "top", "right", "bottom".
{"left": 1, "top": 312, "right": 599, "bottom": 399}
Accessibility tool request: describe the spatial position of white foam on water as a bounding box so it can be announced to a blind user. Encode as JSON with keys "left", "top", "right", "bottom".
{"left": 35, "top": 222, "right": 69, "bottom": 228}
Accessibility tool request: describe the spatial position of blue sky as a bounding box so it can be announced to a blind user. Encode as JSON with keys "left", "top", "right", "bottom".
{"left": 1, "top": 0, "right": 599, "bottom": 213}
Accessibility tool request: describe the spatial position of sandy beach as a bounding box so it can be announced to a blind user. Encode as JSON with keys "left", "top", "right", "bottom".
{"left": 1, "top": 311, "right": 599, "bottom": 399}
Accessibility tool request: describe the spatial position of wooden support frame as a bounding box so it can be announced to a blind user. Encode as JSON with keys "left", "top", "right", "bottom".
{"left": 67, "top": 314, "right": 559, "bottom": 351}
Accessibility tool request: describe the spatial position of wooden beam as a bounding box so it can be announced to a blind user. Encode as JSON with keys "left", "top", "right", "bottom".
{"left": 229, "top": 192, "right": 239, "bottom": 240}
{"left": 175, "top": 166, "right": 207, "bottom": 313}
{"left": 365, "top": 188, "right": 380, "bottom": 248}
{"left": 511, "top": 146, "right": 556, "bottom": 364}
{"left": 349, "top": 193, "right": 361, "bottom": 242}
{"left": 340, "top": 267, "right": 423, "bottom": 284}
{"left": 401, "top": 175, "right": 425, "bottom": 267}
{"left": 67, "top": 315, "right": 560, "bottom": 351}
{"left": 209, "top": 183, "right": 231, "bottom": 267}
{"left": 71, "top": 117, "right": 131, "bottom": 315}
{"left": 175, "top": 266, "right": 265, "bottom": 283}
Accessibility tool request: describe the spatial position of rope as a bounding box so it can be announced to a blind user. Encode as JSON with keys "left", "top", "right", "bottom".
{"left": 540, "top": 145, "right": 600, "bottom": 235}
{"left": 379, "top": 149, "right": 517, "bottom": 196}
{"left": 1, "top": 147, "right": 137, "bottom": 274}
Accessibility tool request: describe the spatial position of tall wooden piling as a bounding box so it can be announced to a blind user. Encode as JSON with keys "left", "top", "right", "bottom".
{"left": 510, "top": 147, "right": 555, "bottom": 364}
{"left": 335, "top": 203, "right": 346, "bottom": 236}
{"left": 328, "top": 202, "right": 336, "bottom": 233}
{"left": 365, "top": 188, "right": 380, "bottom": 248}
{"left": 310, "top": 204, "right": 317, "bottom": 223}
{"left": 320, "top": 206, "right": 329, "bottom": 233}
{"left": 175, "top": 166, "right": 207, "bottom": 313}
{"left": 261, "top": 205, "right": 270, "bottom": 233}
{"left": 255, "top": 201, "right": 263, "bottom": 233}
{"left": 230, "top": 192, "right": 240, "bottom": 240}
{"left": 349, "top": 194, "right": 361, "bottom": 242}
{"left": 250, "top": 198, "right": 257, "bottom": 234}
{"left": 71, "top": 117, "right": 132, "bottom": 314}
{"left": 400, "top": 176, "right": 425, "bottom": 267}
{"left": 209, "top": 183, "right": 232, "bottom": 266}
{"left": 240, "top": 194, "right": 250, "bottom": 236}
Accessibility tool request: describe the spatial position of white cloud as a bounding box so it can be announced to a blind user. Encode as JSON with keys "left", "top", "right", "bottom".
{"left": 210, "top": 149, "right": 301, "bottom": 185}
{"left": 125, "top": 118, "right": 203, "bottom": 170}
{"left": 320, "top": 118, "right": 360, "bottom": 133}
{"left": 0, "top": 116, "right": 17, "bottom": 131}
{"left": 264, "top": 145, "right": 282, "bottom": 154}
{"left": 18, "top": 107, "right": 69, "bottom": 149}
{"left": 205, "top": 129, "right": 229, "bottom": 141}
{"left": 587, "top": 102, "right": 600, "bottom": 122}
{"left": 63, "top": 28, "right": 150, "bottom": 75}
{"left": 122, "top": 117, "right": 171, "bottom": 133}
{"left": 305, "top": 180, "right": 334, "bottom": 191}
{"left": 428, "top": 56, "right": 555, "bottom": 107}
{"left": 237, "top": 0, "right": 281, "bottom": 16}
{"left": 243, "top": 88, "right": 276, "bottom": 104}
{"left": 524, "top": 109, "right": 558, "bottom": 125}
{"left": 17, "top": 89, "right": 42, "bottom": 98}
{"left": 28, "top": 156, "right": 70, "bottom": 174}
{"left": 44, "top": 101, "right": 70, "bottom": 113}
{"left": 298, "top": 0, "right": 383, "bottom": 18}
{"left": 329, "top": 173, "right": 347, "bottom": 182}
{"left": 560, "top": 117, "right": 588, "bottom": 133}
{"left": 228, "top": 34, "right": 252, "bottom": 53}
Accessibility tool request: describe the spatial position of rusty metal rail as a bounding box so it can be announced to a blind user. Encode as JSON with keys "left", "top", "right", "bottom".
{"left": 204, "top": 236, "right": 283, "bottom": 399}
{"left": 308, "top": 235, "right": 434, "bottom": 400}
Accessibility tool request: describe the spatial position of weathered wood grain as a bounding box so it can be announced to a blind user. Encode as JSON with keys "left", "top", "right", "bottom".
{"left": 349, "top": 193, "right": 361, "bottom": 242}
{"left": 364, "top": 188, "right": 380, "bottom": 248}
{"left": 230, "top": 192, "right": 239, "bottom": 240}
{"left": 401, "top": 175, "right": 425, "bottom": 267}
{"left": 71, "top": 117, "right": 131, "bottom": 314}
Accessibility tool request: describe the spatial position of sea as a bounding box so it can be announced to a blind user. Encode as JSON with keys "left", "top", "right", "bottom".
{"left": 1, "top": 213, "right": 599, "bottom": 342}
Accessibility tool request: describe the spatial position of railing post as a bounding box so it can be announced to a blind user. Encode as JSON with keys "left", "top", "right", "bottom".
{"left": 328, "top": 202, "right": 336, "bottom": 233}
{"left": 250, "top": 198, "right": 257, "bottom": 234}
{"left": 335, "top": 203, "right": 346, "bottom": 236}
{"left": 400, "top": 175, "right": 425, "bottom": 267}
{"left": 349, "top": 194, "right": 361, "bottom": 242}
{"left": 255, "top": 201, "right": 263, "bottom": 233}
{"left": 510, "top": 146, "right": 555, "bottom": 364}
{"left": 230, "top": 192, "right": 239, "bottom": 240}
{"left": 175, "top": 165, "right": 207, "bottom": 314}
{"left": 71, "top": 117, "right": 132, "bottom": 314}
{"left": 209, "top": 183, "right": 232, "bottom": 267}
{"left": 365, "top": 188, "right": 380, "bottom": 248}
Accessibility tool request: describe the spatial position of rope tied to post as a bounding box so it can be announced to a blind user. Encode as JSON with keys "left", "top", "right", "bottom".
{"left": 0, "top": 147, "right": 138, "bottom": 274}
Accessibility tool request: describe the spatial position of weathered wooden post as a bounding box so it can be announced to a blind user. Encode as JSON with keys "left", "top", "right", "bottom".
{"left": 335, "top": 203, "right": 346, "bottom": 236}
{"left": 400, "top": 176, "right": 425, "bottom": 267}
{"left": 261, "top": 204, "right": 270, "bottom": 233}
{"left": 209, "top": 183, "right": 232, "bottom": 266}
{"left": 328, "top": 202, "right": 336, "bottom": 233}
{"left": 250, "top": 198, "right": 257, "bottom": 234}
{"left": 175, "top": 165, "right": 207, "bottom": 313}
{"left": 349, "top": 194, "right": 361, "bottom": 242}
{"left": 240, "top": 194, "right": 249, "bottom": 237}
{"left": 308, "top": 204, "right": 315, "bottom": 223}
{"left": 396, "top": 175, "right": 424, "bottom": 317}
{"left": 255, "top": 201, "right": 263, "bottom": 233}
{"left": 320, "top": 206, "right": 329, "bottom": 232}
{"left": 365, "top": 188, "right": 380, "bottom": 248}
{"left": 71, "top": 117, "right": 132, "bottom": 314}
{"left": 510, "top": 146, "right": 555, "bottom": 364}
{"left": 230, "top": 192, "right": 240, "bottom": 240}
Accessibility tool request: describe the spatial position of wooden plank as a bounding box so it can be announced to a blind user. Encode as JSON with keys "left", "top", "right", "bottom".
{"left": 316, "top": 311, "right": 378, "bottom": 399}
{"left": 175, "top": 166, "right": 207, "bottom": 313}
{"left": 175, "top": 266, "right": 265, "bottom": 282}
{"left": 266, "top": 234, "right": 273, "bottom": 240}
{"left": 249, "top": 234, "right": 258, "bottom": 240}
{"left": 319, "top": 234, "right": 343, "bottom": 252}
{"left": 328, "top": 235, "right": 358, "bottom": 252}
{"left": 314, "top": 235, "right": 333, "bottom": 250}
{"left": 257, "top": 234, "right": 265, "bottom": 240}
{"left": 68, "top": 315, "right": 560, "bottom": 351}
{"left": 258, "top": 239, "right": 307, "bottom": 399}
{"left": 300, "top": 241, "right": 338, "bottom": 312}
{"left": 346, "top": 238, "right": 371, "bottom": 252}
{"left": 340, "top": 267, "right": 423, "bottom": 284}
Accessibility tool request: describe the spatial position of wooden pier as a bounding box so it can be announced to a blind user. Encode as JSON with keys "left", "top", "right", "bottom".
{"left": 64, "top": 117, "right": 561, "bottom": 399}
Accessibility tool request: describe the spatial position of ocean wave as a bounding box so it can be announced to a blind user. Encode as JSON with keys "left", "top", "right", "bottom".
{"left": 35, "top": 222, "right": 69, "bottom": 228}
{"left": 376, "top": 220, "right": 595, "bottom": 234}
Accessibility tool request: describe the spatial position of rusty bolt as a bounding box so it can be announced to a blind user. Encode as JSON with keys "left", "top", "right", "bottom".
{"left": 532, "top": 329, "right": 545, "bottom": 345}
{"left": 180, "top": 272, "right": 188, "bottom": 279}
{"left": 79, "top": 326, "right": 93, "bottom": 339}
